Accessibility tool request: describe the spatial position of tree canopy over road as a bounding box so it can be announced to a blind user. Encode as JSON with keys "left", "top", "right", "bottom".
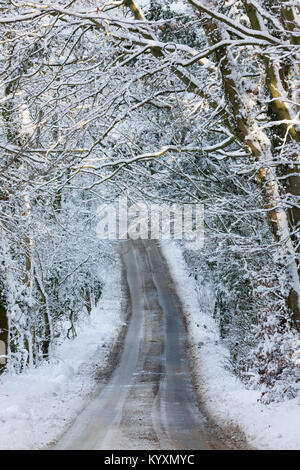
{"left": 0, "top": 0, "right": 299, "bottom": 402}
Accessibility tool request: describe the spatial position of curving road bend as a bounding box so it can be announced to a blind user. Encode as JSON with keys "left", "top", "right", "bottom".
{"left": 54, "top": 240, "right": 228, "bottom": 450}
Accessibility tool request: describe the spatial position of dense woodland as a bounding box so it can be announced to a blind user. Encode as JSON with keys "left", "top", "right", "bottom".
{"left": 0, "top": 0, "right": 299, "bottom": 402}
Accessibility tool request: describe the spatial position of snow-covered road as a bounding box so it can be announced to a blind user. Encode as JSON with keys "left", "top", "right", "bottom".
{"left": 54, "top": 240, "right": 229, "bottom": 450}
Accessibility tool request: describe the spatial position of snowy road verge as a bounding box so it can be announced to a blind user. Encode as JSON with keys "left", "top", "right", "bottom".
{"left": 0, "top": 253, "right": 123, "bottom": 450}
{"left": 161, "top": 241, "right": 300, "bottom": 450}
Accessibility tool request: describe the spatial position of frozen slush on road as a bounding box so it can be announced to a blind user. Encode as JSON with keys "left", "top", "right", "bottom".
{"left": 55, "top": 240, "right": 231, "bottom": 450}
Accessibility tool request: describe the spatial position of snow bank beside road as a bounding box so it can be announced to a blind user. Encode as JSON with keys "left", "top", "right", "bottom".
{"left": 161, "top": 241, "right": 300, "bottom": 450}
{"left": 0, "top": 255, "right": 123, "bottom": 450}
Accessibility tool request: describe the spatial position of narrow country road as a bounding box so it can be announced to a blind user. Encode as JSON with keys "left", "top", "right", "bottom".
{"left": 54, "top": 240, "right": 229, "bottom": 450}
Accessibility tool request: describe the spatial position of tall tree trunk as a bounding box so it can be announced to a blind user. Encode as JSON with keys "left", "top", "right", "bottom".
{"left": 196, "top": 3, "right": 300, "bottom": 328}
{"left": 34, "top": 273, "right": 52, "bottom": 358}
{"left": 243, "top": 0, "right": 300, "bottom": 239}
{"left": 0, "top": 288, "right": 8, "bottom": 372}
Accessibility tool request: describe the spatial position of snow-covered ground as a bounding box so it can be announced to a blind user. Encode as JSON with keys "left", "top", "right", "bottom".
{"left": 2, "top": 238, "right": 300, "bottom": 450}
{"left": 0, "top": 253, "right": 123, "bottom": 450}
{"left": 161, "top": 241, "right": 300, "bottom": 451}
